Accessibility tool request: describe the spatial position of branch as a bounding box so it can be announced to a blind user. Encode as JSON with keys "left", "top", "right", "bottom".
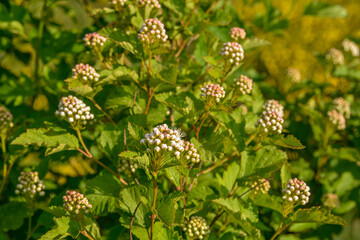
{"left": 130, "top": 202, "right": 142, "bottom": 240}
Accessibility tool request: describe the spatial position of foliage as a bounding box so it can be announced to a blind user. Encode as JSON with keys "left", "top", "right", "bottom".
{"left": 0, "top": 0, "right": 359, "bottom": 239}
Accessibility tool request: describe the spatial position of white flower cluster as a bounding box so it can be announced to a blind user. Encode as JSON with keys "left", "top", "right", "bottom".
{"left": 282, "top": 178, "right": 311, "bottom": 205}
{"left": 55, "top": 95, "right": 94, "bottom": 128}
{"left": 234, "top": 75, "right": 253, "bottom": 95}
{"left": 110, "top": 0, "right": 127, "bottom": 9}
{"left": 333, "top": 97, "right": 350, "bottom": 119}
{"left": 200, "top": 83, "right": 225, "bottom": 103}
{"left": 138, "top": 0, "right": 161, "bottom": 8}
{"left": 321, "top": 193, "right": 340, "bottom": 210}
{"left": 138, "top": 18, "right": 168, "bottom": 44}
{"left": 263, "top": 99, "right": 284, "bottom": 118}
{"left": 0, "top": 106, "right": 14, "bottom": 131}
{"left": 286, "top": 67, "right": 301, "bottom": 83}
{"left": 140, "top": 124, "right": 200, "bottom": 163}
{"left": 327, "top": 109, "right": 346, "bottom": 130}
{"left": 63, "top": 190, "right": 92, "bottom": 215}
{"left": 118, "top": 159, "right": 138, "bottom": 174}
{"left": 183, "top": 216, "right": 210, "bottom": 240}
{"left": 229, "top": 27, "right": 246, "bottom": 41}
{"left": 326, "top": 48, "right": 344, "bottom": 65}
{"left": 246, "top": 178, "right": 270, "bottom": 195}
{"left": 255, "top": 110, "right": 284, "bottom": 134}
{"left": 15, "top": 171, "right": 45, "bottom": 199}
{"left": 342, "top": 39, "right": 359, "bottom": 57}
{"left": 83, "top": 32, "right": 106, "bottom": 48}
{"left": 72, "top": 63, "right": 100, "bottom": 84}
{"left": 220, "top": 42, "right": 244, "bottom": 66}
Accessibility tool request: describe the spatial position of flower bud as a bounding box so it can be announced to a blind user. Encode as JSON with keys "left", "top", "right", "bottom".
{"left": 183, "top": 216, "right": 210, "bottom": 240}
{"left": 234, "top": 75, "right": 253, "bottom": 95}
{"left": 326, "top": 48, "right": 344, "bottom": 65}
{"left": 282, "top": 178, "right": 310, "bottom": 205}
{"left": 15, "top": 171, "right": 45, "bottom": 200}
{"left": 0, "top": 106, "right": 14, "bottom": 131}
{"left": 229, "top": 27, "right": 246, "bottom": 41}
{"left": 138, "top": 18, "right": 168, "bottom": 44}
{"left": 342, "top": 39, "right": 359, "bottom": 57}
{"left": 220, "top": 42, "right": 244, "bottom": 66}
{"left": 63, "top": 190, "right": 92, "bottom": 216}
{"left": 137, "top": 0, "right": 161, "bottom": 9}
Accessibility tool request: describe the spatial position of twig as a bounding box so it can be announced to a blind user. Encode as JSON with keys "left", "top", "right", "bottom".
{"left": 124, "top": 129, "right": 140, "bottom": 185}
{"left": 209, "top": 210, "right": 225, "bottom": 228}
{"left": 130, "top": 202, "right": 142, "bottom": 240}
{"left": 89, "top": 98, "right": 116, "bottom": 124}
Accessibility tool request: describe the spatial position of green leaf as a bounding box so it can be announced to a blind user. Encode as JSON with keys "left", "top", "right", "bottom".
{"left": 128, "top": 122, "right": 145, "bottom": 141}
{"left": 212, "top": 198, "right": 258, "bottom": 223}
{"left": 284, "top": 207, "right": 346, "bottom": 226}
{"left": 263, "top": 135, "right": 305, "bottom": 150}
{"left": 11, "top": 128, "right": 79, "bottom": 156}
{"left": 216, "top": 161, "right": 240, "bottom": 196}
{"left": 157, "top": 192, "right": 185, "bottom": 227}
{"left": 0, "top": 202, "right": 30, "bottom": 231}
{"left": 328, "top": 147, "right": 360, "bottom": 163}
{"left": 120, "top": 185, "right": 151, "bottom": 227}
{"left": 154, "top": 92, "right": 193, "bottom": 115}
{"left": 304, "top": 2, "right": 348, "bottom": 18}
{"left": 280, "top": 163, "right": 291, "bottom": 189}
{"left": 152, "top": 222, "right": 183, "bottom": 240}
{"left": 86, "top": 171, "right": 123, "bottom": 216}
{"left": 67, "top": 79, "right": 101, "bottom": 97}
{"left": 158, "top": 64, "right": 178, "bottom": 84}
{"left": 208, "top": 67, "right": 222, "bottom": 79}
{"left": 100, "top": 66, "right": 139, "bottom": 84}
{"left": 242, "top": 38, "right": 270, "bottom": 51}
{"left": 82, "top": 216, "right": 102, "bottom": 240}
{"left": 251, "top": 194, "right": 283, "bottom": 213}
{"left": 98, "top": 123, "right": 124, "bottom": 160}
{"left": 239, "top": 146, "right": 287, "bottom": 178}
{"left": 40, "top": 216, "right": 79, "bottom": 240}
{"left": 165, "top": 167, "right": 181, "bottom": 188}
{"left": 203, "top": 56, "right": 218, "bottom": 66}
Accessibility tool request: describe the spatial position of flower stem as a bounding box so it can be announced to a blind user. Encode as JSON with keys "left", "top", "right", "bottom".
{"left": 150, "top": 173, "right": 158, "bottom": 240}
{"left": 0, "top": 132, "right": 8, "bottom": 197}
{"left": 270, "top": 219, "right": 288, "bottom": 240}
{"left": 76, "top": 128, "right": 92, "bottom": 158}
{"left": 26, "top": 214, "right": 32, "bottom": 240}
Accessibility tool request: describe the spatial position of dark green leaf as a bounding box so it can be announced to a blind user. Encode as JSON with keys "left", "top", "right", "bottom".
{"left": 263, "top": 134, "right": 305, "bottom": 150}
{"left": 284, "top": 207, "right": 346, "bottom": 225}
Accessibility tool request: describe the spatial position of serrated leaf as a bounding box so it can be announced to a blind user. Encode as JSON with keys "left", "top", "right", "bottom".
{"left": 251, "top": 194, "right": 283, "bottom": 213}
{"left": 158, "top": 64, "right": 177, "bottom": 84}
{"left": 82, "top": 216, "right": 102, "bottom": 240}
{"left": 216, "top": 161, "right": 240, "bottom": 196}
{"left": 154, "top": 92, "right": 193, "bottom": 115}
{"left": 128, "top": 122, "right": 145, "bottom": 141}
{"left": 86, "top": 171, "right": 123, "bottom": 216}
{"left": 284, "top": 207, "right": 346, "bottom": 226}
{"left": 203, "top": 56, "right": 218, "bottom": 66}
{"left": 208, "top": 67, "right": 222, "bottom": 79}
{"left": 40, "top": 216, "right": 79, "bottom": 240}
{"left": 98, "top": 123, "right": 124, "bottom": 160}
{"left": 67, "top": 79, "right": 100, "bottom": 97}
{"left": 0, "top": 202, "right": 30, "bottom": 231}
{"left": 212, "top": 198, "right": 258, "bottom": 223}
{"left": 242, "top": 38, "right": 270, "bottom": 50}
{"left": 281, "top": 163, "right": 291, "bottom": 189}
{"left": 100, "top": 66, "right": 139, "bottom": 84}
{"left": 152, "top": 222, "right": 183, "bottom": 240}
{"left": 157, "top": 192, "right": 185, "bottom": 227}
{"left": 263, "top": 134, "right": 305, "bottom": 149}
{"left": 165, "top": 167, "right": 181, "bottom": 188}
{"left": 11, "top": 128, "right": 79, "bottom": 155}
{"left": 239, "top": 146, "right": 287, "bottom": 178}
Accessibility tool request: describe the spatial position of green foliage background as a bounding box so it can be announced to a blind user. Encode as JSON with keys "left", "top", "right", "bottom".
{"left": 0, "top": 0, "right": 359, "bottom": 239}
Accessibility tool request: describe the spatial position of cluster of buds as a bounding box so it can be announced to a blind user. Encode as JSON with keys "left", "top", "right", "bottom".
{"left": 326, "top": 48, "right": 344, "bottom": 65}
{"left": 220, "top": 42, "right": 244, "bottom": 66}
{"left": 234, "top": 75, "right": 253, "bottom": 95}
{"left": 140, "top": 124, "right": 200, "bottom": 164}
{"left": 246, "top": 178, "right": 270, "bottom": 196}
{"left": 321, "top": 193, "right": 340, "bottom": 210}
{"left": 63, "top": 190, "right": 92, "bottom": 216}
{"left": 255, "top": 110, "right": 284, "bottom": 134}
{"left": 83, "top": 32, "right": 106, "bottom": 48}
{"left": 0, "top": 106, "right": 14, "bottom": 131}
{"left": 55, "top": 95, "right": 94, "bottom": 128}
{"left": 118, "top": 159, "right": 139, "bottom": 174}
{"left": 72, "top": 63, "right": 100, "bottom": 84}
{"left": 200, "top": 83, "right": 225, "bottom": 103}
{"left": 138, "top": 18, "right": 168, "bottom": 44}
{"left": 110, "top": 0, "right": 127, "bottom": 10}
{"left": 333, "top": 97, "right": 350, "bottom": 119}
{"left": 183, "top": 216, "right": 210, "bottom": 239}
{"left": 263, "top": 99, "right": 284, "bottom": 118}
{"left": 137, "top": 0, "right": 161, "bottom": 8}
{"left": 327, "top": 109, "right": 346, "bottom": 130}
{"left": 342, "top": 39, "right": 359, "bottom": 57}
{"left": 229, "top": 27, "right": 246, "bottom": 41}
{"left": 282, "top": 178, "right": 311, "bottom": 205}
{"left": 286, "top": 67, "right": 301, "bottom": 83}
{"left": 182, "top": 140, "right": 200, "bottom": 164}
{"left": 15, "top": 171, "right": 45, "bottom": 199}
